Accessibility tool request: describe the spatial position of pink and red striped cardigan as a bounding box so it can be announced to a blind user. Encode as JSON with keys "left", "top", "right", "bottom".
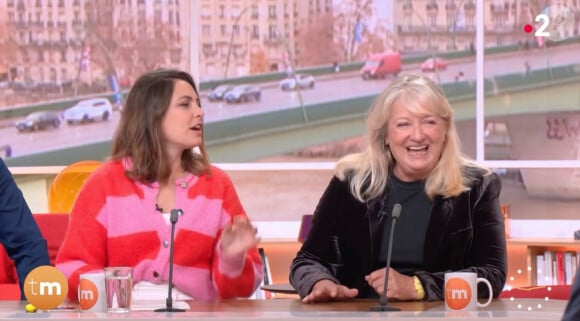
{"left": 55, "top": 159, "right": 263, "bottom": 301}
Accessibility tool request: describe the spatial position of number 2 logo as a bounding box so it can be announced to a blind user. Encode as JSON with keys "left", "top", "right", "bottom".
{"left": 535, "top": 13, "right": 551, "bottom": 37}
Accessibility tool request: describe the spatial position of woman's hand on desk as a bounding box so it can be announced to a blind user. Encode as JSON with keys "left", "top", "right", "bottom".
{"left": 302, "top": 279, "right": 358, "bottom": 303}
{"left": 365, "top": 268, "right": 417, "bottom": 301}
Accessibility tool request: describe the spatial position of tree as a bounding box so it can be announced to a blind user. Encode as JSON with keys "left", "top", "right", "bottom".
{"left": 83, "top": 0, "right": 186, "bottom": 85}
{"left": 83, "top": 0, "right": 117, "bottom": 75}
{"left": 333, "top": 0, "right": 374, "bottom": 62}
{"left": 354, "top": 25, "right": 387, "bottom": 58}
{"left": 115, "top": 21, "right": 175, "bottom": 78}
{"left": 0, "top": 18, "right": 18, "bottom": 81}
{"left": 295, "top": 13, "right": 338, "bottom": 66}
{"left": 359, "top": 19, "right": 402, "bottom": 55}
{"left": 249, "top": 48, "right": 268, "bottom": 74}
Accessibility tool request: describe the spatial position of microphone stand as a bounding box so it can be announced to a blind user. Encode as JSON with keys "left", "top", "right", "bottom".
{"left": 370, "top": 203, "right": 402, "bottom": 312}
{"left": 155, "top": 209, "right": 185, "bottom": 312}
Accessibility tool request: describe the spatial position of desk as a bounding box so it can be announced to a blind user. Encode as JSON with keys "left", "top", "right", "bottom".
{"left": 0, "top": 299, "right": 567, "bottom": 320}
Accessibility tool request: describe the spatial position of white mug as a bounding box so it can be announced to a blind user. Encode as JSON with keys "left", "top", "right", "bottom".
{"left": 444, "top": 272, "right": 493, "bottom": 311}
{"left": 78, "top": 272, "right": 107, "bottom": 313}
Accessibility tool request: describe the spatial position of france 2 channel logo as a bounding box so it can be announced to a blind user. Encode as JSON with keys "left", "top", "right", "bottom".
{"left": 524, "top": 14, "right": 551, "bottom": 37}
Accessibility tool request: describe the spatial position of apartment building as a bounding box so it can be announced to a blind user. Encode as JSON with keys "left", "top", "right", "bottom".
{"left": 0, "top": 0, "right": 188, "bottom": 88}
{"left": 198, "top": 0, "right": 333, "bottom": 80}
{"left": 197, "top": 0, "right": 580, "bottom": 79}
{"left": 1, "top": 0, "right": 577, "bottom": 87}
{"left": 393, "top": 0, "right": 579, "bottom": 53}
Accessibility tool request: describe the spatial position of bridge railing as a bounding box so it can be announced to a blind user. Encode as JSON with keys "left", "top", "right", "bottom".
{"left": 210, "top": 63, "right": 580, "bottom": 144}
{"left": 5, "top": 61, "right": 580, "bottom": 167}
{"left": 3, "top": 37, "right": 580, "bottom": 122}
{"left": 441, "top": 63, "right": 580, "bottom": 101}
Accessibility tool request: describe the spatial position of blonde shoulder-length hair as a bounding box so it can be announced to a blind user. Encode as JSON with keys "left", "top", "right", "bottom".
{"left": 335, "top": 73, "right": 488, "bottom": 203}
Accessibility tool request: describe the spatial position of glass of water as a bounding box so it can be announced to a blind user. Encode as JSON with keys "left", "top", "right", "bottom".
{"left": 104, "top": 267, "right": 133, "bottom": 313}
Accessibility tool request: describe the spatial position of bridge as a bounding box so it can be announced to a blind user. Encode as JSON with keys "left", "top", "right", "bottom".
{"left": 2, "top": 42, "right": 580, "bottom": 203}
{"left": 4, "top": 62, "right": 579, "bottom": 167}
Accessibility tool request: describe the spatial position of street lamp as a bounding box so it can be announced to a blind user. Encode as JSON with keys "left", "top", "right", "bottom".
{"left": 223, "top": 2, "right": 256, "bottom": 79}
{"left": 411, "top": 10, "right": 432, "bottom": 54}
{"left": 275, "top": 28, "right": 308, "bottom": 123}
{"left": 75, "top": 0, "right": 119, "bottom": 100}
{"left": 409, "top": 9, "right": 440, "bottom": 82}
{"left": 448, "top": 0, "right": 467, "bottom": 51}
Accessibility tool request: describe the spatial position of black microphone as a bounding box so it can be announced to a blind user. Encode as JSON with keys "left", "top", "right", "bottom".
{"left": 370, "top": 203, "right": 402, "bottom": 312}
{"left": 155, "top": 209, "right": 185, "bottom": 312}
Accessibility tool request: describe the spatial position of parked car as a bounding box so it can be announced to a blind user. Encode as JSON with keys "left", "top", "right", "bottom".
{"left": 63, "top": 98, "right": 113, "bottom": 124}
{"left": 224, "top": 85, "right": 261, "bottom": 103}
{"left": 279, "top": 74, "right": 315, "bottom": 91}
{"left": 421, "top": 57, "right": 448, "bottom": 72}
{"left": 36, "top": 82, "right": 62, "bottom": 94}
{"left": 10, "top": 80, "right": 38, "bottom": 92}
{"left": 15, "top": 111, "right": 61, "bottom": 132}
{"left": 207, "top": 84, "right": 235, "bottom": 102}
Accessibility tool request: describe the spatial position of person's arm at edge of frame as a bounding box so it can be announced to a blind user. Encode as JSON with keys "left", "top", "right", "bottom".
{"left": 54, "top": 167, "right": 108, "bottom": 302}
{"left": 414, "top": 171, "right": 507, "bottom": 301}
{"left": 0, "top": 160, "right": 50, "bottom": 300}
{"left": 289, "top": 176, "right": 345, "bottom": 299}
{"left": 212, "top": 170, "right": 263, "bottom": 298}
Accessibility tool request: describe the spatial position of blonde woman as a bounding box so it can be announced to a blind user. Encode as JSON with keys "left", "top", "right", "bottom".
{"left": 290, "top": 74, "right": 506, "bottom": 303}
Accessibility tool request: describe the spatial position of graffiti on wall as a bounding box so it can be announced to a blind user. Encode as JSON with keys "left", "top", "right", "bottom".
{"left": 546, "top": 118, "right": 580, "bottom": 140}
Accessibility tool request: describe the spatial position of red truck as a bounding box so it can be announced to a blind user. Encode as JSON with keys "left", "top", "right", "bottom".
{"left": 360, "top": 52, "right": 402, "bottom": 80}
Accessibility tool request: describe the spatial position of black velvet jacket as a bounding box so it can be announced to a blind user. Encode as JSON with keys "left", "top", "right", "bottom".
{"left": 562, "top": 267, "right": 580, "bottom": 321}
{"left": 289, "top": 167, "right": 507, "bottom": 301}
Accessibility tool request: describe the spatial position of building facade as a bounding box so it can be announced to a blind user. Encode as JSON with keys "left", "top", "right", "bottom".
{"left": 198, "top": 0, "right": 334, "bottom": 80}
{"left": 393, "top": 0, "right": 579, "bottom": 53}
{"left": 0, "top": 0, "right": 189, "bottom": 90}
{"left": 4, "top": 0, "right": 575, "bottom": 86}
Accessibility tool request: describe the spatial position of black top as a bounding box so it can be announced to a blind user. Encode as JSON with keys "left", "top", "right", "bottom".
{"left": 377, "top": 175, "right": 432, "bottom": 275}
{"left": 290, "top": 166, "right": 507, "bottom": 301}
{"left": 562, "top": 266, "right": 580, "bottom": 320}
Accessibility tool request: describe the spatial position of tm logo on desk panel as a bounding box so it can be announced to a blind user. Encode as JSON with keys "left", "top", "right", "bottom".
{"left": 23, "top": 266, "right": 69, "bottom": 310}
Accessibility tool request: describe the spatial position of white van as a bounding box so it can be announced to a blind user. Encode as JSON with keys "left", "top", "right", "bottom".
{"left": 63, "top": 98, "right": 113, "bottom": 124}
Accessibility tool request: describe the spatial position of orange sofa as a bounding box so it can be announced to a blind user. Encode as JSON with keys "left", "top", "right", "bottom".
{"left": 0, "top": 213, "right": 69, "bottom": 300}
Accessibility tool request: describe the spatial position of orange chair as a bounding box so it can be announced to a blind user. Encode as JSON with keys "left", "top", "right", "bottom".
{"left": 0, "top": 213, "right": 70, "bottom": 300}
{"left": 48, "top": 160, "right": 102, "bottom": 213}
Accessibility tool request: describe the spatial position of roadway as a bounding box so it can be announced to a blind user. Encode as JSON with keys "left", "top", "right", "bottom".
{"left": 1, "top": 44, "right": 579, "bottom": 158}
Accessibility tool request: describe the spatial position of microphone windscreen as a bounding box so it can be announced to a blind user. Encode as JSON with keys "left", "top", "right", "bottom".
{"left": 169, "top": 209, "right": 181, "bottom": 223}
{"left": 392, "top": 203, "right": 402, "bottom": 218}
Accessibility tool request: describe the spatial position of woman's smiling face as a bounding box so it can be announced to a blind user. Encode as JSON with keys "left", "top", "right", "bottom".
{"left": 386, "top": 98, "right": 447, "bottom": 182}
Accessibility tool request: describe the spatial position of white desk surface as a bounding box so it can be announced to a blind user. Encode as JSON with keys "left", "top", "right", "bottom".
{"left": 0, "top": 298, "right": 568, "bottom": 321}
